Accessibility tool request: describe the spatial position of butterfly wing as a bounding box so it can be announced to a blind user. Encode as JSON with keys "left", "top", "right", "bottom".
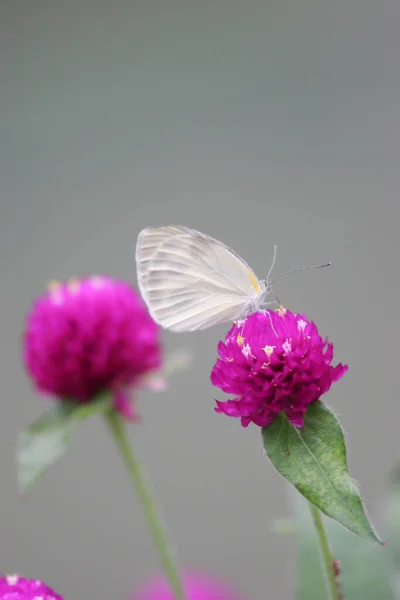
{"left": 135, "top": 225, "right": 261, "bottom": 332}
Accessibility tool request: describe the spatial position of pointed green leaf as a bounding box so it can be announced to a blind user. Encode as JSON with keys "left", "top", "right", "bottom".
{"left": 17, "top": 404, "right": 77, "bottom": 494}
{"left": 262, "top": 401, "right": 382, "bottom": 544}
{"left": 17, "top": 395, "right": 111, "bottom": 494}
{"left": 294, "top": 490, "right": 394, "bottom": 599}
{"left": 385, "top": 463, "right": 400, "bottom": 596}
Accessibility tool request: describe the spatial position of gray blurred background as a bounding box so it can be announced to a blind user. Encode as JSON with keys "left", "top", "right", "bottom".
{"left": 1, "top": 1, "right": 398, "bottom": 599}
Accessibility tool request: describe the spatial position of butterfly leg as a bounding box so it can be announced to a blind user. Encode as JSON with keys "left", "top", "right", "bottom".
{"left": 258, "top": 302, "right": 279, "bottom": 338}
{"left": 233, "top": 311, "right": 249, "bottom": 337}
{"left": 239, "top": 311, "right": 249, "bottom": 336}
{"left": 266, "top": 309, "right": 278, "bottom": 338}
{"left": 271, "top": 285, "right": 281, "bottom": 307}
{"left": 261, "top": 300, "right": 279, "bottom": 310}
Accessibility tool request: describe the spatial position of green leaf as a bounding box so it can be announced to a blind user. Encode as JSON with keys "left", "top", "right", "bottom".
{"left": 262, "top": 401, "right": 382, "bottom": 544}
{"left": 294, "top": 490, "right": 394, "bottom": 599}
{"left": 17, "top": 395, "right": 111, "bottom": 494}
{"left": 385, "top": 463, "right": 400, "bottom": 596}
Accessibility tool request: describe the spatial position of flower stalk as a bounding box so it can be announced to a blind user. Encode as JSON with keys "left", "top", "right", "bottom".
{"left": 106, "top": 410, "right": 186, "bottom": 600}
{"left": 309, "top": 501, "right": 342, "bottom": 600}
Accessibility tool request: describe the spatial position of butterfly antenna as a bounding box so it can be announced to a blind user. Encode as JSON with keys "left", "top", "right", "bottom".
{"left": 275, "top": 262, "right": 331, "bottom": 279}
{"left": 266, "top": 245, "right": 278, "bottom": 281}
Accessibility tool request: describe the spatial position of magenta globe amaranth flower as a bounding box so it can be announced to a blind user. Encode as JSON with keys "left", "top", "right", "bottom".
{"left": 0, "top": 575, "right": 63, "bottom": 600}
{"left": 211, "top": 308, "right": 348, "bottom": 428}
{"left": 23, "top": 276, "right": 162, "bottom": 419}
{"left": 132, "top": 571, "right": 245, "bottom": 600}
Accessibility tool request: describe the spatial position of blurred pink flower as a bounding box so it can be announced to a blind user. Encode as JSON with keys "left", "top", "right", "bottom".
{"left": 0, "top": 574, "right": 63, "bottom": 600}
{"left": 23, "top": 276, "right": 162, "bottom": 420}
{"left": 211, "top": 308, "right": 348, "bottom": 428}
{"left": 132, "top": 571, "right": 245, "bottom": 600}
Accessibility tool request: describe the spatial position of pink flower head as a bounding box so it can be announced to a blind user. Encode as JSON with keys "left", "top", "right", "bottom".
{"left": 132, "top": 571, "right": 244, "bottom": 600}
{"left": 0, "top": 575, "right": 63, "bottom": 600}
{"left": 23, "top": 276, "right": 162, "bottom": 420}
{"left": 211, "top": 308, "right": 348, "bottom": 428}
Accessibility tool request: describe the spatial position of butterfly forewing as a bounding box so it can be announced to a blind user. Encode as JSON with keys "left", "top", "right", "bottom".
{"left": 136, "top": 225, "right": 261, "bottom": 331}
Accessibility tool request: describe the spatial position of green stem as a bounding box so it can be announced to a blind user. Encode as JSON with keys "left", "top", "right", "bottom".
{"left": 106, "top": 410, "right": 186, "bottom": 600}
{"left": 309, "top": 502, "right": 341, "bottom": 600}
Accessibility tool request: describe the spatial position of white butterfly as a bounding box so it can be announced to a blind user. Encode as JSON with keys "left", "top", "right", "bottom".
{"left": 135, "top": 225, "right": 277, "bottom": 332}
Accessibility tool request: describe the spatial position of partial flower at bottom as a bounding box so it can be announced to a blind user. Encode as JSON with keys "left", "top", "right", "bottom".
{"left": 23, "top": 276, "right": 162, "bottom": 420}
{"left": 132, "top": 571, "right": 245, "bottom": 600}
{"left": 211, "top": 308, "right": 348, "bottom": 428}
{"left": 0, "top": 575, "right": 63, "bottom": 600}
